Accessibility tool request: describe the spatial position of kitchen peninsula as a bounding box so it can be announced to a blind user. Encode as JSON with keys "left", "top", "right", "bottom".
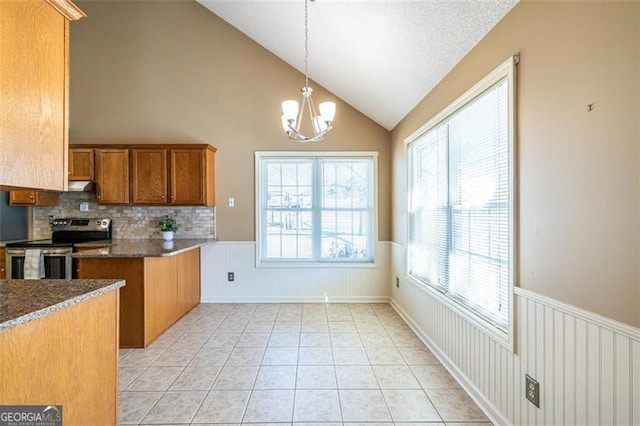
{"left": 74, "top": 239, "right": 214, "bottom": 347}
{"left": 0, "top": 278, "right": 124, "bottom": 424}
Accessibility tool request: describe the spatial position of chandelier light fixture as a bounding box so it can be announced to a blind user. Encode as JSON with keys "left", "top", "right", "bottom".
{"left": 281, "top": 0, "right": 336, "bottom": 142}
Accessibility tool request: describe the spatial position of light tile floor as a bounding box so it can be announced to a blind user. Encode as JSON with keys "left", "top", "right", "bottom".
{"left": 119, "top": 303, "right": 491, "bottom": 425}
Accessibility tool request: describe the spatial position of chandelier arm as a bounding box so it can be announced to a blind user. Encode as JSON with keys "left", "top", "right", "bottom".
{"left": 308, "top": 93, "right": 319, "bottom": 123}
{"left": 306, "top": 93, "right": 316, "bottom": 132}
{"left": 296, "top": 94, "right": 306, "bottom": 132}
{"left": 287, "top": 122, "right": 333, "bottom": 143}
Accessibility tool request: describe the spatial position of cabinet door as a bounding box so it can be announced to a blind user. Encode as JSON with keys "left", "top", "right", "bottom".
{"left": 0, "top": 0, "right": 83, "bottom": 191}
{"left": 10, "top": 191, "right": 59, "bottom": 206}
{"left": 131, "top": 149, "right": 168, "bottom": 204}
{"left": 9, "top": 191, "right": 36, "bottom": 205}
{"left": 144, "top": 256, "right": 179, "bottom": 345}
{"left": 177, "top": 248, "right": 200, "bottom": 315}
{"left": 96, "top": 149, "right": 130, "bottom": 204}
{"left": 69, "top": 148, "right": 94, "bottom": 180}
{"left": 170, "top": 148, "right": 211, "bottom": 205}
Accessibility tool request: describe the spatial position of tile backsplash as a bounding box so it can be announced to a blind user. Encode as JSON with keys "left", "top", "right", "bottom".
{"left": 33, "top": 192, "right": 215, "bottom": 240}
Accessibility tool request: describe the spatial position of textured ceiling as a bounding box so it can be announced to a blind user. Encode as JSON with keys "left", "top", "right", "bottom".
{"left": 196, "top": 0, "right": 518, "bottom": 130}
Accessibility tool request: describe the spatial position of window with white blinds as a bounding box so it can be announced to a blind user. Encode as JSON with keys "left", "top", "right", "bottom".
{"left": 256, "top": 152, "right": 376, "bottom": 266}
{"left": 407, "top": 57, "right": 516, "bottom": 338}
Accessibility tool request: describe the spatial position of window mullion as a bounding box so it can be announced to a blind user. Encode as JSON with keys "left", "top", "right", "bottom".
{"left": 260, "top": 160, "right": 266, "bottom": 259}
{"left": 312, "top": 158, "right": 322, "bottom": 262}
{"left": 444, "top": 123, "right": 452, "bottom": 293}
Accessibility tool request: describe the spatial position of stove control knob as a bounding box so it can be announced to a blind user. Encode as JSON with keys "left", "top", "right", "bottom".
{"left": 52, "top": 220, "right": 58, "bottom": 226}
{"left": 102, "top": 220, "right": 109, "bottom": 227}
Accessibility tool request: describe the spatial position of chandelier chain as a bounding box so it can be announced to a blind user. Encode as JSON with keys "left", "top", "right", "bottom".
{"left": 304, "top": 0, "right": 309, "bottom": 88}
{"left": 280, "top": 0, "right": 334, "bottom": 142}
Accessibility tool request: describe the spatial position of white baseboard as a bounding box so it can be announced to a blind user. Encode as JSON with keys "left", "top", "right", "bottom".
{"left": 390, "top": 297, "right": 511, "bottom": 426}
{"left": 201, "top": 296, "right": 391, "bottom": 304}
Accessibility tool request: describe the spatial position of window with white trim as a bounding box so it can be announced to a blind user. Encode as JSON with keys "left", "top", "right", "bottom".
{"left": 256, "top": 152, "right": 376, "bottom": 265}
{"left": 407, "top": 57, "right": 516, "bottom": 339}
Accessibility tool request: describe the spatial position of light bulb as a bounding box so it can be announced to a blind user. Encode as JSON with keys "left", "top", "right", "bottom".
{"left": 319, "top": 102, "right": 336, "bottom": 122}
{"left": 281, "top": 100, "right": 299, "bottom": 119}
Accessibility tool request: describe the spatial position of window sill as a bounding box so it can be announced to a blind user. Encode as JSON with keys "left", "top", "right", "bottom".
{"left": 257, "top": 260, "right": 378, "bottom": 269}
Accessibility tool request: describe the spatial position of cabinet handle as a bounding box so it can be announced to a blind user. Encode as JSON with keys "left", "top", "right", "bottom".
{"left": 29, "top": 194, "right": 34, "bottom": 199}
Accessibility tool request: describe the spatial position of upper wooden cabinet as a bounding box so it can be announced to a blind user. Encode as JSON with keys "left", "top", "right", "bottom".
{"left": 10, "top": 190, "right": 59, "bottom": 206}
{"left": 68, "top": 148, "right": 94, "bottom": 181}
{"left": 72, "top": 144, "right": 216, "bottom": 206}
{"left": 0, "top": 0, "right": 85, "bottom": 191}
{"left": 96, "top": 148, "right": 130, "bottom": 204}
{"left": 171, "top": 148, "right": 215, "bottom": 206}
{"left": 131, "top": 148, "right": 168, "bottom": 204}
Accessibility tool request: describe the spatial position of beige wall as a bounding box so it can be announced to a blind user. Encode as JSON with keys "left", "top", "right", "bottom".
{"left": 392, "top": 1, "right": 640, "bottom": 327}
{"left": 69, "top": 0, "right": 391, "bottom": 242}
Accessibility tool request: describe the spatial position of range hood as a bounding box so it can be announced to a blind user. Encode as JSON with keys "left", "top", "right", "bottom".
{"left": 66, "top": 181, "right": 94, "bottom": 192}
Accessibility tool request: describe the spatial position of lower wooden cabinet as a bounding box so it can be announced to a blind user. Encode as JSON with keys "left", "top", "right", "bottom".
{"left": 0, "top": 290, "right": 119, "bottom": 425}
{"left": 76, "top": 248, "right": 201, "bottom": 347}
{"left": 177, "top": 248, "right": 201, "bottom": 314}
{"left": 145, "top": 255, "right": 179, "bottom": 342}
{"left": 9, "top": 190, "right": 59, "bottom": 206}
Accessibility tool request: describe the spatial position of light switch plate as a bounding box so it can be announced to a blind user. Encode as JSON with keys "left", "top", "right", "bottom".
{"left": 228, "top": 198, "right": 235, "bottom": 207}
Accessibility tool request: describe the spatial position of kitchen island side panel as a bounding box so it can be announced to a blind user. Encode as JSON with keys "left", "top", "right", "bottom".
{"left": 0, "top": 289, "right": 119, "bottom": 425}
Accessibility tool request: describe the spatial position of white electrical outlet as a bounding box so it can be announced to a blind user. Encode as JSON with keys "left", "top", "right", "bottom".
{"left": 228, "top": 198, "right": 235, "bottom": 207}
{"left": 525, "top": 374, "right": 540, "bottom": 408}
{"left": 79, "top": 201, "right": 89, "bottom": 212}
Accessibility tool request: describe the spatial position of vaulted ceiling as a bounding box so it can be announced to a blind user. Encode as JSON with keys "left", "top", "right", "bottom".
{"left": 197, "top": 0, "right": 518, "bottom": 130}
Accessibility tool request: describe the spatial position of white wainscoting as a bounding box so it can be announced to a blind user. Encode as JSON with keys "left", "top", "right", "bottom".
{"left": 200, "top": 241, "right": 391, "bottom": 303}
{"left": 390, "top": 242, "right": 640, "bottom": 426}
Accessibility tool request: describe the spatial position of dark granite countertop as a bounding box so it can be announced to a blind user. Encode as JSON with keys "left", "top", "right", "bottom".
{"left": 0, "top": 239, "right": 30, "bottom": 248}
{"left": 72, "top": 238, "right": 216, "bottom": 258}
{"left": 0, "top": 279, "right": 125, "bottom": 332}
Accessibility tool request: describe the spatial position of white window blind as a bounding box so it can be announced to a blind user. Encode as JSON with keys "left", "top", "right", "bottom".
{"left": 257, "top": 153, "right": 376, "bottom": 265}
{"left": 407, "top": 58, "right": 515, "bottom": 335}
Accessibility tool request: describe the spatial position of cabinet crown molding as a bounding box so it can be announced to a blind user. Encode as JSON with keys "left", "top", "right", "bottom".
{"left": 70, "top": 143, "right": 217, "bottom": 152}
{"left": 44, "top": 0, "right": 86, "bottom": 21}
